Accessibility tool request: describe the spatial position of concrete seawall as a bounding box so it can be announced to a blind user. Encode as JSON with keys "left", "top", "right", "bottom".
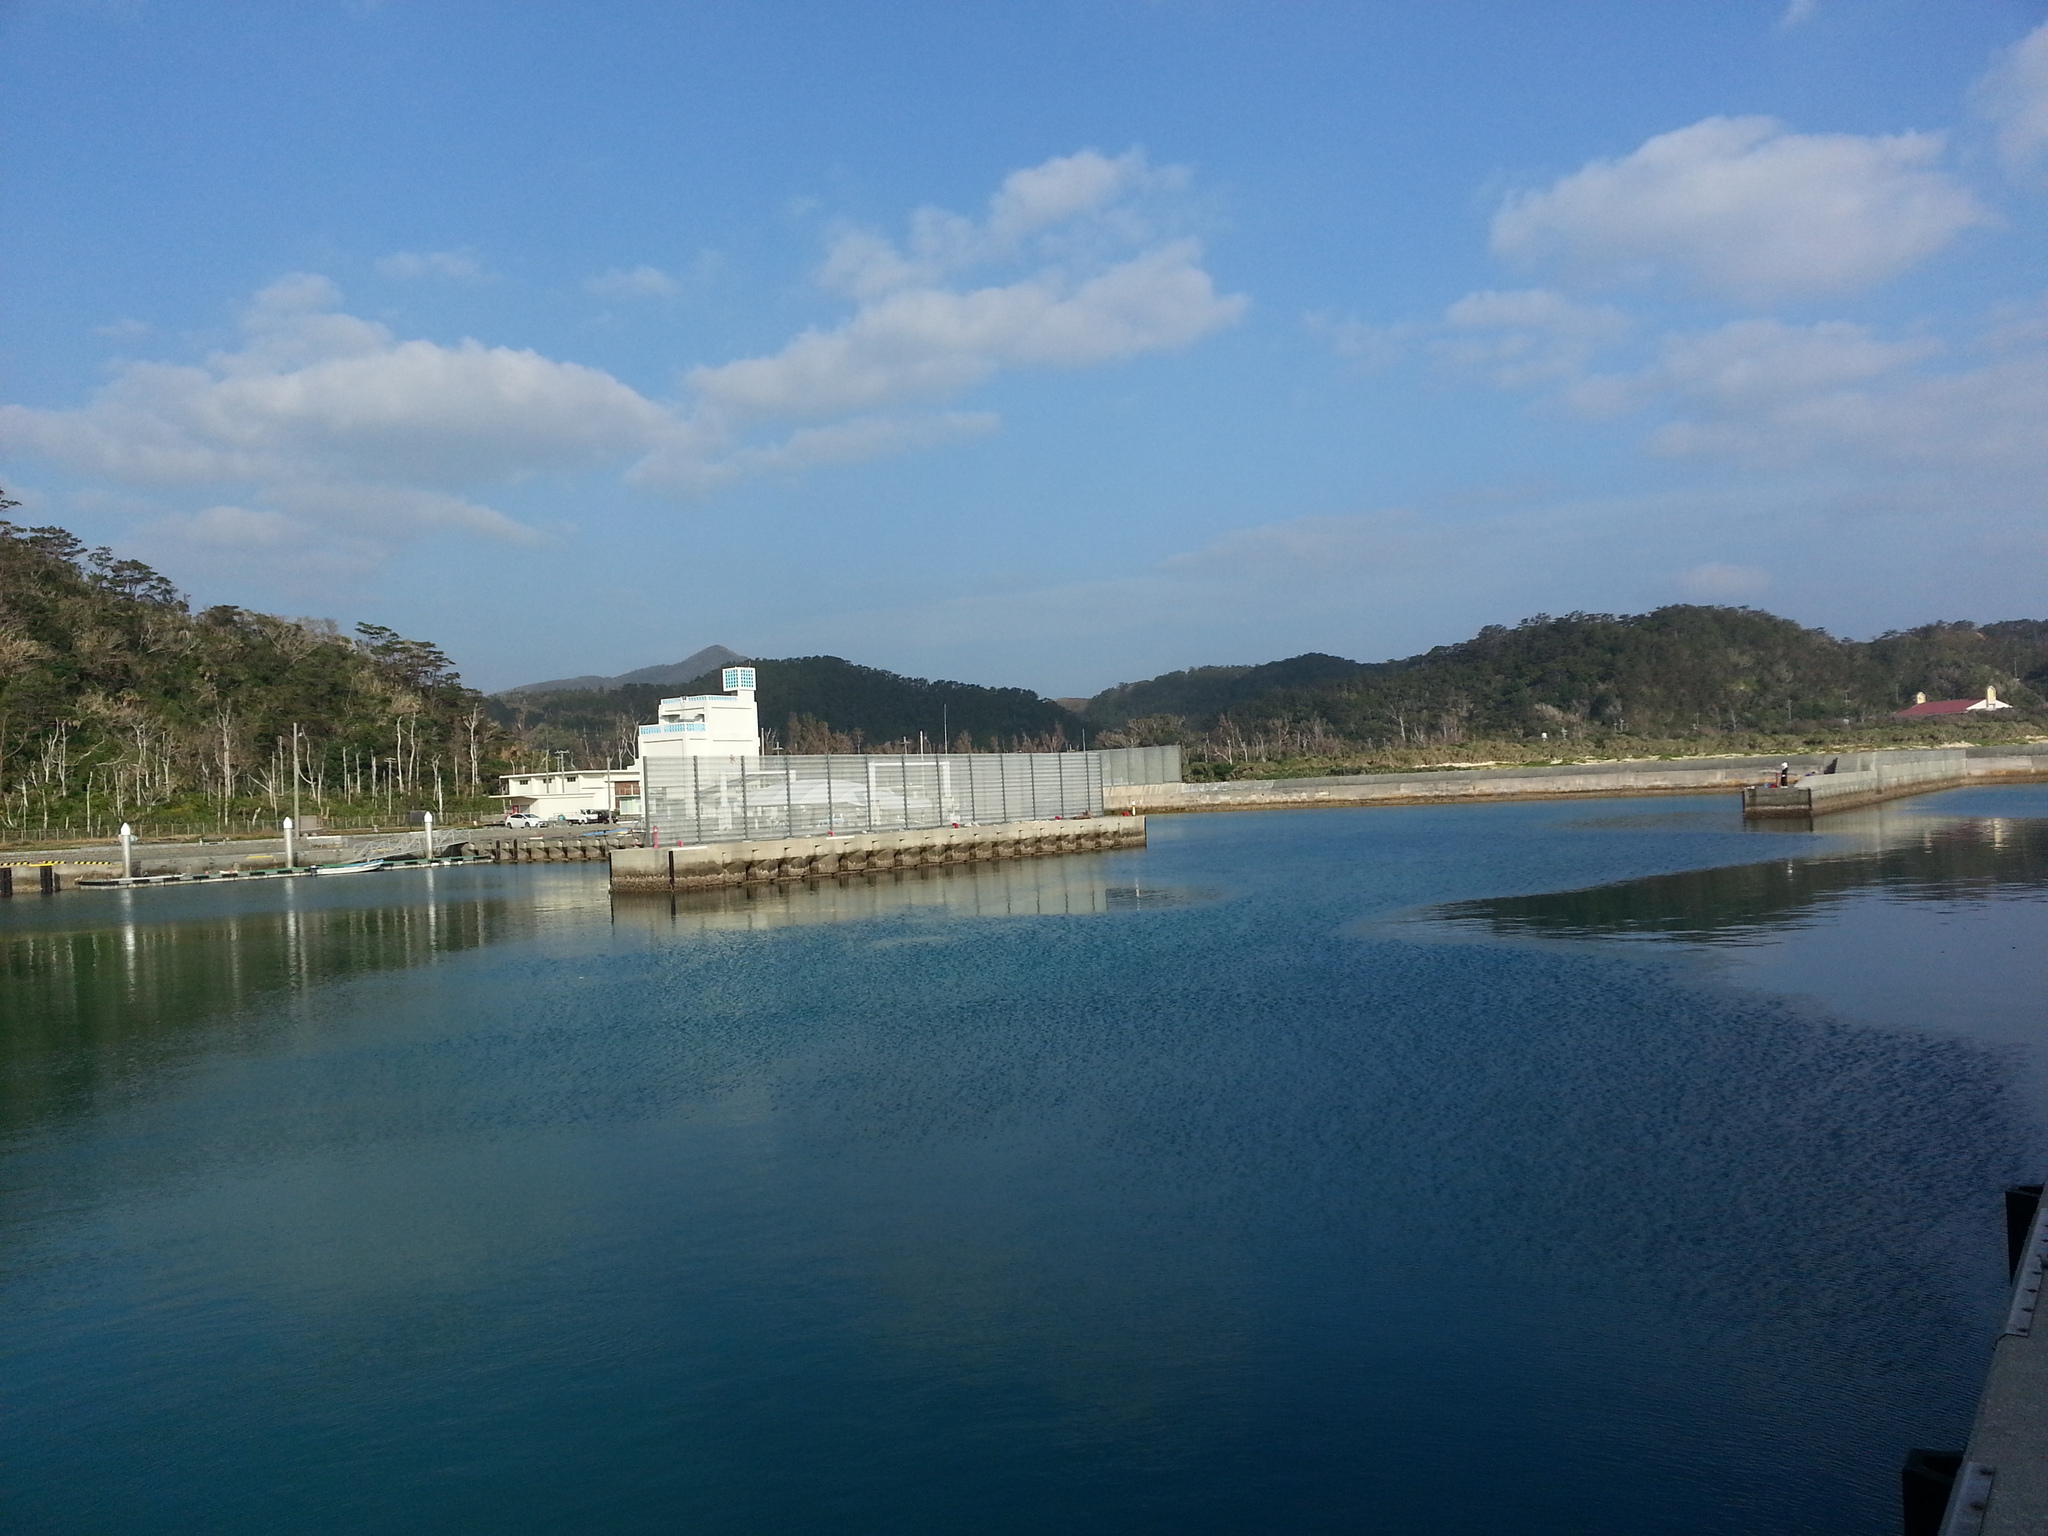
{"left": 611, "top": 817, "right": 1146, "bottom": 893}
{"left": 1109, "top": 759, "right": 1781, "bottom": 814}
{"left": 1107, "top": 746, "right": 2048, "bottom": 818}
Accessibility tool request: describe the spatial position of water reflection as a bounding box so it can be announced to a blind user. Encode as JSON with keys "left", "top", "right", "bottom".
{"left": 0, "top": 867, "right": 606, "bottom": 1139}
{"left": 1740, "top": 800, "right": 2021, "bottom": 852}
{"left": 1431, "top": 814, "right": 2048, "bottom": 946}
{"left": 614, "top": 856, "right": 1202, "bottom": 934}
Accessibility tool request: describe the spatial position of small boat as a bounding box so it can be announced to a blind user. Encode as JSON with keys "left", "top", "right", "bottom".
{"left": 312, "top": 858, "right": 387, "bottom": 876}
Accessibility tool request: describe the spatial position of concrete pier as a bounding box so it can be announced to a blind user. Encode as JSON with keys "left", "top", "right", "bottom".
{"left": 481, "top": 834, "right": 634, "bottom": 863}
{"left": 1922, "top": 1187, "right": 2048, "bottom": 1536}
{"left": 610, "top": 817, "right": 1145, "bottom": 893}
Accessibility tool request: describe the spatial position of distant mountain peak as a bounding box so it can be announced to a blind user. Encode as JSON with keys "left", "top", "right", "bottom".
{"left": 499, "top": 644, "right": 748, "bottom": 697}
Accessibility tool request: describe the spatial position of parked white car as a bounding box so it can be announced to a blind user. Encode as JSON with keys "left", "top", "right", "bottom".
{"left": 505, "top": 812, "right": 545, "bottom": 828}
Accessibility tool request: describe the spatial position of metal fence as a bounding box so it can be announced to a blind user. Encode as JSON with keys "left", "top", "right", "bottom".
{"left": 1096, "top": 745, "right": 1182, "bottom": 786}
{"left": 643, "top": 752, "right": 1104, "bottom": 845}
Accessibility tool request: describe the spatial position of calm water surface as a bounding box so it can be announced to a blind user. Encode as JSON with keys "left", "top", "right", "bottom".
{"left": 4, "top": 789, "right": 2047, "bottom": 1534}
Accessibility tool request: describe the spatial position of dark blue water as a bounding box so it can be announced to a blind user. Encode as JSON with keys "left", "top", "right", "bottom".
{"left": 4, "top": 789, "right": 2046, "bottom": 1534}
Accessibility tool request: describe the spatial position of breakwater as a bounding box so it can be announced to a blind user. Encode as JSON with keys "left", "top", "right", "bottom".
{"left": 611, "top": 816, "right": 1144, "bottom": 893}
{"left": 1742, "top": 748, "right": 1975, "bottom": 818}
{"left": 1106, "top": 745, "right": 2048, "bottom": 817}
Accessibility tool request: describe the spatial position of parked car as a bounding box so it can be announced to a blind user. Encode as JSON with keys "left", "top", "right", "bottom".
{"left": 504, "top": 811, "right": 545, "bottom": 828}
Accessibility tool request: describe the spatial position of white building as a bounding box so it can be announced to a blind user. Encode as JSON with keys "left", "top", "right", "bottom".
{"left": 638, "top": 667, "right": 762, "bottom": 760}
{"left": 497, "top": 766, "right": 644, "bottom": 821}
{"left": 495, "top": 668, "right": 761, "bottom": 823}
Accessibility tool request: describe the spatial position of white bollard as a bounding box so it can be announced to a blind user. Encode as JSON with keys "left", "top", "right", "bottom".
{"left": 422, "top": 810, "right": 434, "bottom": 861}
{"left": 283, "top": 815, "right": 296, "bottom": 871}
{"left": 119, "top": 822, "right": 134, "bottom": 881}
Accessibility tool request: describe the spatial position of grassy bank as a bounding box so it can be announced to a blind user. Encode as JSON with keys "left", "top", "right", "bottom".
{"left": 1181, "top": 721, "right": 2048, "bottom": 782}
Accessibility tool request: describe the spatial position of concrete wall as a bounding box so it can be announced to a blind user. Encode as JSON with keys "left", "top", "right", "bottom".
{"left": 1106, "top": 760, "right": 1771, "bottom": 813}
{"left": 612, "top": 816, "right": 1145, "bottom": 892}
{"left": 1106, "top": 745, "right": 2048, "bottom": 817}
{"left": 0, "top": 859, "right": 118, "bottom": 894}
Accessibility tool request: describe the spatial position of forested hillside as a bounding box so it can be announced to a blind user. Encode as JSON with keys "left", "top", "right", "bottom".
{"left": 1085, "top": 607, "right": 2048, "bottom": 769}
{"left": 0, "top": 507, "right": 513, "bottom": 836}
{"left": 10, "top": 491, "right": 2044, "bottom": 839}
{"left": 492, "top": 655, "right": 1085, "bottom": 764}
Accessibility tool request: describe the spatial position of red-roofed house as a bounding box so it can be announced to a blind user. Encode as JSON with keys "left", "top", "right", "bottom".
{"left": 1893, "top": 686, "right": 2015, "bottom": 719}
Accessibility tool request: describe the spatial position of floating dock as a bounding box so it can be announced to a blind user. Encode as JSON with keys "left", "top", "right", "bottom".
{"left": 610, "top": 817, "right": 1145, "bottom": 893}
{"left": 73, "top": 854, "right": 490, "bottom": 889}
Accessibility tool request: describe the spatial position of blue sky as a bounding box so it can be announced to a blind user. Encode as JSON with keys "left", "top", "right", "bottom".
{"left": 4, "top": 1, "right": 2046, "bottom": 695}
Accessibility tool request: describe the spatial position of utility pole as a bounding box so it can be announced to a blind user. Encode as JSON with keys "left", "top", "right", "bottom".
{"left": 290, "top": 724, "right": 302, "bottom": 831}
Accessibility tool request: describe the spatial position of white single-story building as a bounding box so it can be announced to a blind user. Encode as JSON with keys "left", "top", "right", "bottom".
{"left": 497, "top": 767, "right": 644, "bottom": 821}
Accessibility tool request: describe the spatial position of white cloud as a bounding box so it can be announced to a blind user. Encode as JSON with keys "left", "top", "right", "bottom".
{"left": 1971, "top": 20, "right": 2048, "bottom": 176}
{"left": 92, "top": 318, "right": 152, "bottom": 342}
{"left": 1, "top": 275, "right": 667, "bottom": 493}
{"left": 1642, "top": 332, "right": 2048, "bottom": 469}
{"left": 1492, "top": 116, "right": 1990, "bottom": 303}
{"left": 684, "top": 238, "right": 1242, "bottom": 424}
{"left": 1640, "top": 318, "right": 1934, "bottom": 408}
{"left": 1, "top": 152, "right": 1242, "bottom": 574}
{"left": 1776, "top": 0, "right": 1818, "bottom": 31}
{"left": 1434, "top": 289, "right": 1633, "bottom": 387}
{"left": 634, "top": 412, "right": 998, "bottom": 497}
{"left": 1676, "top": 562, "right": 1772, "bottom": 600}
{"left": 1555, "top": 317, "right": 1937, "bottom": 427}
{"left": 586, "top": 265, "right": 681, "bottom": 300}
{"left": 0, "top": 275, "right": 662, "bottom": 573}
{"left": 375, "top": 248, "right": 488, "bottom": 281}
{"left": 684, "top": 150, "right": 1240, "bottom": 433}
{"left": 1416, "top": 284, "right": 2048, "bottom": 503}
{"left": 134, "top": 506, "right": 396, "bottom": 586}
{"left": 816, "top": 148, "right": 1178, "bottom": 300}
{"left": 1313, "top": 313, "right": 1418, "bottom": 370}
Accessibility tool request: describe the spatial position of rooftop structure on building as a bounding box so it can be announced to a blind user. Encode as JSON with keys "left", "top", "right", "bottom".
{"left": 1894, "top": 686, "right": 2016, "bottom": 720}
